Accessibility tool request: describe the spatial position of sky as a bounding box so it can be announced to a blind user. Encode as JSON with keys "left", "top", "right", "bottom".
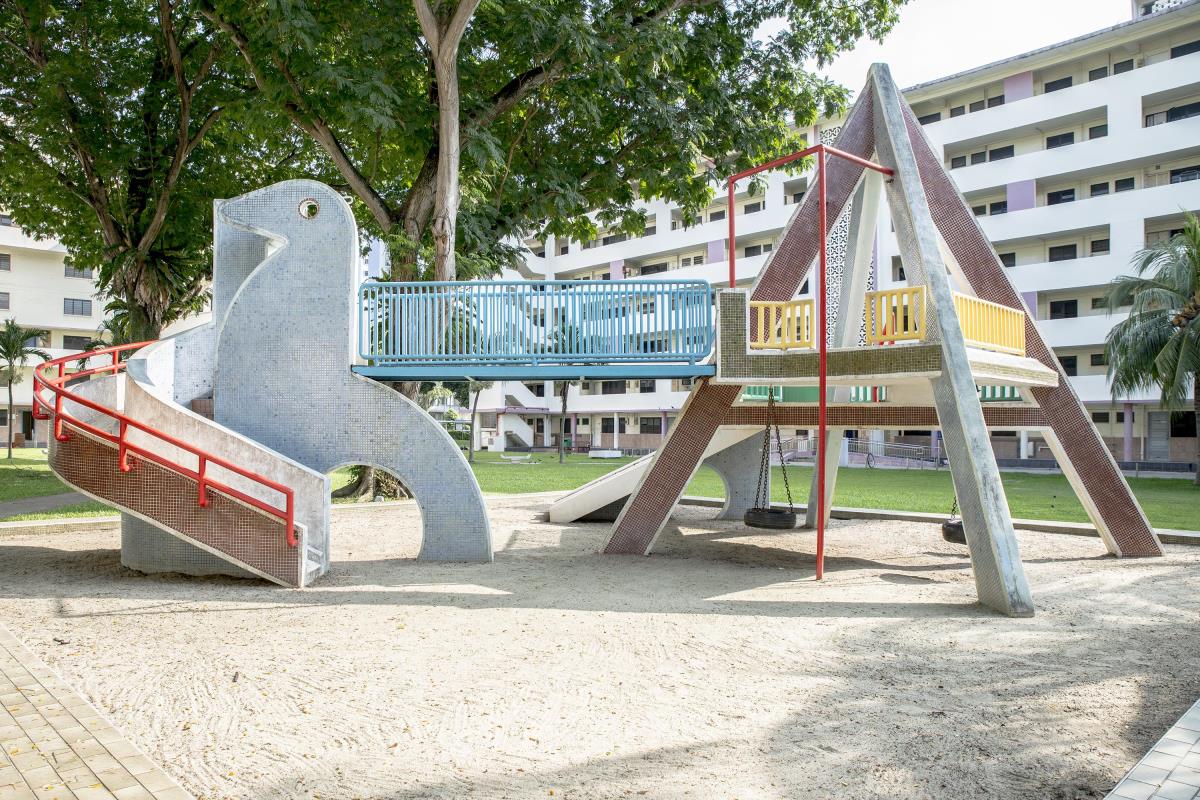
{"left": 813, "top": 0, "right": 1136, "bottom": 91}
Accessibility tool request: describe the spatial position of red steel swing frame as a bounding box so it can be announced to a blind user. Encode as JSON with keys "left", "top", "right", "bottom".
{"left": 727, "top": 144, "right": 893, "bottom": 580}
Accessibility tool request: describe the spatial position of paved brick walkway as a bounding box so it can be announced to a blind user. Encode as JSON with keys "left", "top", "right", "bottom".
{"left": 1107, "top": 698, "right": 1200, "bottom": 800}
{"left": 0, "top": 625, "right": 191, "bottom": 800}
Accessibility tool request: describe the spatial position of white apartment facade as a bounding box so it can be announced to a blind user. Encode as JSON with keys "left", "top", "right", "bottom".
{"left": 0, "top": 217, "right": 103, "bottom": 449}
{"left": 474, "top": 0, "right": 1200, "bottom": 464}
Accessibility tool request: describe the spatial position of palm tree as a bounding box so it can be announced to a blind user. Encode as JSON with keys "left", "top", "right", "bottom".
{"left": 466, "top": 379, "right": 493, "bottom": 463}
{"left": 1, "top": 319, "right": 51, "bottom": 459}
{"left": 1103, "top": 212, "right": 1200, "bottom": 484}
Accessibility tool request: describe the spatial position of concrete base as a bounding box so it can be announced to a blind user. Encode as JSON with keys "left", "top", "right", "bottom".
{"left": 119, "top": 514, "right": 258, "bottom": 580}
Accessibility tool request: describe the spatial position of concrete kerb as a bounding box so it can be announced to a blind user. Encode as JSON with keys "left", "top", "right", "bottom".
{"left": 4, "top": 492, "right": 1195, "bottom": 547}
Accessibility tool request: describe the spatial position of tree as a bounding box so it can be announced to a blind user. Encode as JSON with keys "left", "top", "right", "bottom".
{"left": 1103, "top": 212, "right": 1200, "bottom": 484}
{"left": 203, "top": 0, "right": 904, "bottom": 278}
{"left": 0, "top": 1, "right": 304, "bottom": 339}
{"left": 466, "top": 379, "right": 493, "bottom": 463}
{"left": 1, "top": 320, "right": 50, "bottom": 459}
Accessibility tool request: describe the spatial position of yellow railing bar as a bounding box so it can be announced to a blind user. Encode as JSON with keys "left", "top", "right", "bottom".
{"left": 953, "top": 293, "right": 1025, "bottom": 356}
{"left": 748, "top": 299, "right": 815, "bottom": 350}
{"left": 863, "top": 287, "right": 927, "bottom": 344}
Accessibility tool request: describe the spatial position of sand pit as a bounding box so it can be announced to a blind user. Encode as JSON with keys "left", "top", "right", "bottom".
{"left": 0, "top": 496, "right": 1197, "bottom": 799}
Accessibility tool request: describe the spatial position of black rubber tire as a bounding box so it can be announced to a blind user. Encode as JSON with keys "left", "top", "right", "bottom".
{"left": 941, "top": 518, "right": 967, "bottom": 545}
{"left": 744, "top": 507, "right": 798, "bottom": 530}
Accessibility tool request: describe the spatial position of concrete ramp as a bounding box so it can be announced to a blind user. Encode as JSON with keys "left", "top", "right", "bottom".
{"left": 548, "top": 426, "right": 760, "bottom": 523}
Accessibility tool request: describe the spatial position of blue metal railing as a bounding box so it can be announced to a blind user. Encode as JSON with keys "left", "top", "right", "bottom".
{"left": 359, "top": 280, "right": 714, "bottom": 366}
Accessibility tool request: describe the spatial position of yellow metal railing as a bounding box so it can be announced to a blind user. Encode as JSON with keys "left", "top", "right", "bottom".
{"left": 749, "top": 299, "right": 815, "bottom": 350}
{"left": 863, "top": 287, "right": 1026, "bottom": 355}
{"left": 953, "top": 293, "right": 1026, "bottom": 356}
{"left": 864, "top": 287, "right": 928, "bottom": 344}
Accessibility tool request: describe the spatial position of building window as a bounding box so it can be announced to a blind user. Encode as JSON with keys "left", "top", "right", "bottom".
{"left": 743, "top": 243, "right": 772, "bottom": 257}
{"left": 1117, "top": 411, "right": 1131, "bottom": 423}
{"left": 24, "top": 332, "right": 49, "bottom": 347}
{"left": 1114, "top": 58, "right": 1134, "bottom": 74}
{"left": 1089, "top": 124, "right": 1108, "bottom": 139}
{"left": 601, "top": 232, "right": 628, "bottom": 246}
{"left": 1170, "top": 412, "right": 1197, "bottom": 438}
{"left": 1091, "top": 297, "right": 1108, "bottom": 310}
{"left": 987, "top": 95, "right": 1005, "bottom": 108}
{"left": 891, "top": 256, "right": 905, "bottom": 282}
{"left": 65, "top": 298, "right": 93, "bottom": 316}
{"left": 1090, "top": 238, "right": 1110, "bottom": 255}
{"left": 639, "top": 417, "right": 663, "bottom": 435}
{"left": 601, "top": 381, "right": 625, "bottom": 395}
{"left": 643, "top": 226, "right": 656, "bottom": 237}
{"left": 917, "top": 112, "right": 941, "bottom": 125}
{"left": 1046, "top": 189, "right": 1075, "bottom": 205}
{"left": 0, "top": 410, "right": 6, "bottom": 426}
{"left": 1171, "top": 40, "right": 1200, "bottom": 59}
{"left": 1092, "top": 411, "right": 1110, "bottom": 423}
{"left": 950, "top": 156, "right": 967, "bottom": 169}
{"left": 1170, "top": 165, "right": 1200, "bottom": 184}
{"left": 1049, "top": 299, "right": 1078, "bottom": 319}
{"left": 559, "top": 244, "right": 569, "bottom": 255}
{"left": 970, "top": 151, "right": 987, "bottom": 165}
{"left": 1046, "top": 131, "right": 1075, "bottom": 149}
{"left": 600, "top": 417, "right": 626, "bottom": 434}
{"left": 1165, "top": 101, "right": 1200, "bottom": 124}
{"left": 1090, "top": 353, "right": 1108, "bottom": 367}
{"left": 533, "top": 249, "right": 545, "bottom": 258}
{"left": 1114, "top": 177, "right": 1135, "bottom": 192}
{"left": 708, "top": 210, "right": 726, "bottom": 222}
{"left": 640, "top": 263, "right": 668, "bottom": 276}
{"left": 0, "top": 253, "right": 9, "bottom": 270}
{"left": 1058, "top": 355, "right": 1078, "bottom": 376}
{"left": 988, "top": 145, "right": 1014, "bottom": 161}
{"left": 989, "top": 201, "right": 1007, "bottom": 216}
{"left": 0, "top": 214, "right": 11, "bottom": 226}
{"left": 1088, "top": 66, "right": 1109, "bottom": 81}
{"left": 0, "top": 292, "right": 8, "bottom": 310}
{"left": 998, "top": 252, "right": 1016, "bottom": 268}
{"left": 1044, "top": 76, "right": 1073, "bottom": 93}
{"left": 971, "top": 205, "right": 986, "bottom": 217}
{"left": 1049, "top": 244, "right": 1078, "bottom": 262}
{"left": 1090, "top": 182, "right": 1109, "bottom": 197}
{"left": 639, "top": 379, "right": 656, "bottom": 394}
{"left": 743, "top": 201, "right": 763, "bottom": 214}
{"left": 791, "top": 191, "right": 805, "bottom": 204}
{"left": 969, "top": 100, "right": 985, "bottom": 113}
{"left": 950, "top": 105, "right": 965, "bottom": 117}
{"left": 63, "top": 335, "right": 91, "bottom": 350}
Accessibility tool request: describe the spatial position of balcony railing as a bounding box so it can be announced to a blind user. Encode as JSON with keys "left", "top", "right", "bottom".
{"left": 748, "top": 299, "right": 815, "bottom": 350}
{"left": 864, "top": 287, "right": 928, "bottom": 344}
{"left": 863, "top": 287, "right": 1026, "bottom": 356}
{"left": 359, "top": 280, "right": 714, "bottom": 367}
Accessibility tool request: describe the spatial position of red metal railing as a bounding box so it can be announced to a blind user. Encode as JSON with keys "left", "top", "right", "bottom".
{"left": 31, "top": 342, "right": 297, "bottom": 548}
{"left": 727, "top": 143, "right": 894, "bottom": 581}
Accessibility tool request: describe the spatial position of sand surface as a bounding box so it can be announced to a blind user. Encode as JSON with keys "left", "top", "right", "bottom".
{"left": 0, "top": 497, "right": 1198, "bottom": 800}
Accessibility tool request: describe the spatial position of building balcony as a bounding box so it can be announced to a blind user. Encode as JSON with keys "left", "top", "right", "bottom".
{"left": 1036, "top": 310, "right": 1129, "bottom": 349}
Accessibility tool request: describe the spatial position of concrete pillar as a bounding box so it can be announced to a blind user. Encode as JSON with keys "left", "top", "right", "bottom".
{"left": 660, "top": 410, "right": 668, "bottom": 441}
{"left": 1123, "top": 402, "right": 1134, "bottom": 462}
{"left": 1006, "top": 180, "right": 1037, "bottom": 212}
{"left": 610, "top": 259, "right": 624, "bottom": 280}
{"left": 1019, "top": 430, "right": 1029, "bottom": 460}
{"left": 543, "top": 414, "right": 551, "bottom": 447}
{"left": 495, "top": 411, "right": 506, "bottom": 453}
{"left": 571, "top": 413, "right": 579, "bottom": 451}
{"left": 612, "top": 413, "right": 620, "bottom": 449}
{"left": 1002, "top": 70, "right": 1034, "bottom": 102}
{"left": 930, "top": 430, "right": 941, "bottom": 463}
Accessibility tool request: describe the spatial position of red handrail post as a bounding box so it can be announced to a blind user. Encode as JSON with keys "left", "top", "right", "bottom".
{"left": 53, "top": 363, "right": 69, "bottom": 441}
{"left": 816, "top": 149, "right": 828, "bottom": 582}
{"left": 285, "top": 490, "right": 297, "bottom": 548}
{"left": 197, "top": 456, "right": 209, "bottom": 508}
{"left": 727, "top": 179, "right": 737, "bottom": 288}
{"left": 118, "top": 420, "right": 132, "bottom": 472}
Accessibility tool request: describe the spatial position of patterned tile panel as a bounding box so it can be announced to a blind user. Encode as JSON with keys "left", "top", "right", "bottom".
{"left": 723, "top": 405, "right": 1047, "bottom": 429}
{"left": 49, "top": 426, "right": 301, "bottom": 586}
{"left": 899, "top": 102, "right": 1161, "bottom": 557}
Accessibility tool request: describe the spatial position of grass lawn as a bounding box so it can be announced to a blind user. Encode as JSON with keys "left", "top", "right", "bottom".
{"left": 5, "top": 448, "right": 1198, "bottom": 530}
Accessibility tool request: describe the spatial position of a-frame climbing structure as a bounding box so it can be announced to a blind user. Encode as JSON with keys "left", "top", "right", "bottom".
{"left": 598, "top": 64, "right": 1163, "bottom": 617}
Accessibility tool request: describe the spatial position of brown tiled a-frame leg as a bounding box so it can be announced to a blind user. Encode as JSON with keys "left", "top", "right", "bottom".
{"left": 898, "top": 85, "right": 1161, "bottom": 557}
{"left": 603, "top": 87, "right": 879, "bottom": 556}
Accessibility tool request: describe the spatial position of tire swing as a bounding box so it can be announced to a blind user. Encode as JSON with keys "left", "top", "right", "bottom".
{"left": 942, "top": 498, "right": 967, "bottom": 545}
{"left": 744, "top": 392, "right": 799, "bottom": 530}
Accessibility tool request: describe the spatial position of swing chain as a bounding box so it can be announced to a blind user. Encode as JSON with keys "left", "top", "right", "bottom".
{"left": 754, "top": 392, "right": 794, "bottom": 511}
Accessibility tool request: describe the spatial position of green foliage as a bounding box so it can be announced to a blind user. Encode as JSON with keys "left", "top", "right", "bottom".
{"left": 1104, "top": 213, "right": 1200, "bottom": 409}
{"left": 0, "top": 1, "right": 307, "bottom": 338}
{"left": 204, "top": 0, "right": 906, "bottom": 270}
{"left": 1, "top": 319, "right": 51, "bottom": 458}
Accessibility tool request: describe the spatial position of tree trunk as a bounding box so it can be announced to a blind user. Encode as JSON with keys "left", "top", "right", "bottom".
{"left": 332, "top": 465, "right": 376, "bottom": 499}
{"left": 1194, "top": 374, "right": 1199, "bottom": 486}
{"left": 558, "top": 382, "right": 568, "bottom": 464}
{"left": 431, "top": 53, "right": 460, "bottom": 281}
{"left": 6, "top": 381, "right": 12, "bottom": 460}
{"left": 468, "top": 389, "right": 481, "bottom": 463}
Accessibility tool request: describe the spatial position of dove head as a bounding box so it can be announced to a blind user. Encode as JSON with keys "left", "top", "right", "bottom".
{"left": 217, "top": 179, "right": 356, "bottom": 249}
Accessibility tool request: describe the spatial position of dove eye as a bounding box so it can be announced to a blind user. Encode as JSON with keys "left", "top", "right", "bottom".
{"left": 298, "top": 198, "right": 320, "bottom": 219}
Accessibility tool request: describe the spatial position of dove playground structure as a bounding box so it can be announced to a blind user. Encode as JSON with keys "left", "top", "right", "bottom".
{"left": 31, "top": 65, "right": 1163, "bottom": 616}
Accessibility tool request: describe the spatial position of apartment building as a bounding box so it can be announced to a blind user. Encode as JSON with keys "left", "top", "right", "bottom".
{"left": 474, "top": 0, "right": 1200, "bottom": 465}
{"left": 0, "top": 218, "right": 102, "bottom": 449}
